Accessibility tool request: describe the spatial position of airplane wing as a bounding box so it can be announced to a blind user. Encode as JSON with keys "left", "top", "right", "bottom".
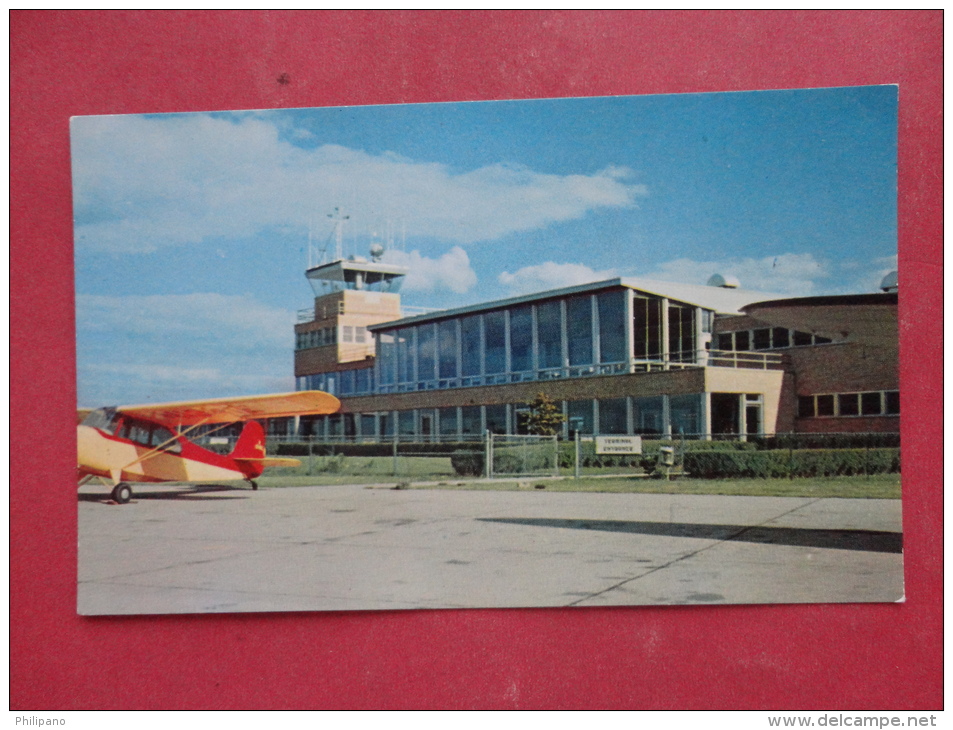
{"left": 116, "top": 390, "right": 341, "bottom": 426}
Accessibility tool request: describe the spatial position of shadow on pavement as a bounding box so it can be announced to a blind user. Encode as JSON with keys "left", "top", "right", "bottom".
{"left": 78, "top": 484, "right": 250, "bottom": 503}
{"left": 480, "top": 517, "right": 902, "bottom": 554}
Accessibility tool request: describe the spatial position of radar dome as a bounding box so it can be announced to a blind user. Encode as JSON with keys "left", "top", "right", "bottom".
{"left": 369, "top": 242, "right": 385, "bottom": 261}
{"left": 879, "top": 270, "right": 898, "bottom": 292}
{"left": 707, "top": 273, "right": 740, "bottom": 289}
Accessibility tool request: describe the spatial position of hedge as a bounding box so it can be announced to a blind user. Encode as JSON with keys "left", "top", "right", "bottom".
{"left": 450, "top": 450, "right": 484, "bottom": 476}
{"left": 683, "top": 448, "right": 900, "bottom": 479}
{"left": 276, "top": 441, "right": 483, "bottom": 457}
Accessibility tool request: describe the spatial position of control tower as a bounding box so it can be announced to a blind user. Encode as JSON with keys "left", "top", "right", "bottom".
{"left": 294, "top": 211, "right": 408, "bottom": 388}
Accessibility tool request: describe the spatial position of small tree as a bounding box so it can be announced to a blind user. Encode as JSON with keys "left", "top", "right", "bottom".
{"left": 521, "top": 392, "right": 566, "bottom": 436}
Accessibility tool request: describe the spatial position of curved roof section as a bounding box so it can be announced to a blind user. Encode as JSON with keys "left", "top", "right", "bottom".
{"left": 370, "top": 277, "right": 787, "bottom": 331}
{"left": 741, "top": 293, "right": 898, "bottom": 348}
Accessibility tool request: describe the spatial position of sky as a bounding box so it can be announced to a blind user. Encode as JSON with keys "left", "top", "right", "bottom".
{"left": 72, "top": 86, "right": 898, "bottom": 407}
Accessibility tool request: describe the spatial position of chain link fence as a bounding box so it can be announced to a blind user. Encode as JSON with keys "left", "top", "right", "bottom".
{"left": 195, "top": 431, "right": 900, "bottom": 480}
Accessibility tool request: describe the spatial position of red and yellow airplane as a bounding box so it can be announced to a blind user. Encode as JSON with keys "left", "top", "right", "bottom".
{"left": 77, "top": 390, "right": 340, "bottom": 503}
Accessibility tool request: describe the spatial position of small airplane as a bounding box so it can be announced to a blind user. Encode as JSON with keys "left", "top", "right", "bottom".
{"left": 77, "top": 390, "right": 340, "bottom": 504}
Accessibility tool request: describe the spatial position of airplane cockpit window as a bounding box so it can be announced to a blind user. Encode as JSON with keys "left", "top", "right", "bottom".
{"left": 116, "top": 418, "right": 182, "bottom": 453}
{"left": 82, "top": 408, "right": 120, "bottom": 435}
{"left": 149, "top": 425, "right": 182, "bottom": 453}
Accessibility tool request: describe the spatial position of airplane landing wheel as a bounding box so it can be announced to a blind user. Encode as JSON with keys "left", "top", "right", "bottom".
{"left": 111, "top": 483, "right": 132, "bottom": 504}
{"left": 250, "top": 480, "right": 259, "bottom": 491}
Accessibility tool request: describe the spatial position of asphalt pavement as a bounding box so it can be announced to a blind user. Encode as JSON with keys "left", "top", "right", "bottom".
{"left": 77, "top": 482, "right": 904, "bottom": 615}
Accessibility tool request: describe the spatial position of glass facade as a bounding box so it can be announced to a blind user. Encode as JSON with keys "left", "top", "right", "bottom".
{"left": 298, "top": 368, "right": 375, "bottom": 397}
{"left": 297, "top": 394, "right": 709, "bottom": 440}
{"left": 371, "top": 287, "right": 702, "bottom": 395}
{"left": 292, "top": 283, "right": 894, "bottom": 443}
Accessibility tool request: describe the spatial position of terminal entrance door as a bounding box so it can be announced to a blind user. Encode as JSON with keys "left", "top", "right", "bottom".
{"left": 710, "top": 393, "right": 763, "bottom": 439}
{"left": 710, "top": 393, "right": 741, "bottom": 439}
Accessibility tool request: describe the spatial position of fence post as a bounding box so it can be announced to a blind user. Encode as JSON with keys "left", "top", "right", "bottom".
{"left": 308, "top": 435, "right": 313, "bottom": 476}
{"left": 392, "top": 434, "right": 399, "bottom": 477}
{"left": 553, "top": 434, "right": 559, "bottom": 477}
{"left": 485, "top": 430, "right": 493, "bottom": 479}
{"left": 574, "top": 431, "right": 581, "bottom": 479}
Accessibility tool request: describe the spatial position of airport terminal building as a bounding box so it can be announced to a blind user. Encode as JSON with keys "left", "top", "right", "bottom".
{"left": 292, "top": 255, "right": 899, "bottom": 442}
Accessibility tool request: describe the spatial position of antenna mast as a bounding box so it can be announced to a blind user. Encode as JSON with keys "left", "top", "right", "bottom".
{"left": 328, "top": 207, "right": 350, "bottom": 261}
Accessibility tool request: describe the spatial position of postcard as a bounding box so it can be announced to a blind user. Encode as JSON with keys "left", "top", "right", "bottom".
{"left": 73, "top": 87, "right": 901, "bottom": 615}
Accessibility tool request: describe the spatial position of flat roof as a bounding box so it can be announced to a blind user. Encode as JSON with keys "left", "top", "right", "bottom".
{"left": 369, "top": 277, "right": 787, "bottom": 331}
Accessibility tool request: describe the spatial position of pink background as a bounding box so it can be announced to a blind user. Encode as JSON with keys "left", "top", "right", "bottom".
{"left": 11, "top": 11, "right": 942, "bottom": 710}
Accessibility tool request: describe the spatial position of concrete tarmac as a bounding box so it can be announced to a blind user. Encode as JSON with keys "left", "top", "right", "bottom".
{"left": 77, "top": 482, "right": 904, "bottom": 615}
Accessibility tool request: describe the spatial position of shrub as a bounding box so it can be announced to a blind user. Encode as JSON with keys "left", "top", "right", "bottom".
{"left": 683, "top": 448, "right": 900, "bottom": 479}
{"left": 450, "top": 450, "right": 484, "bottom": 477}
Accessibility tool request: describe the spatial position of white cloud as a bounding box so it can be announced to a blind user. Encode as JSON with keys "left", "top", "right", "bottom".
{"left": 77, "top": 293, "right": 294, "bottom": 345}
{"left": 382, "top": 246, "right": 477, "bottom": 294}
{"left": 75, "top": 293, "right": 296, "bottom": 405}
{"left": 498, "top": 261, "right": 619, "bottom": 296}
{"left": 638, "top": 251, "right": 896, "bottom": 296}
{"left": 71, "top": 113, "right": 646, "bottom": 254}
{"left": 642, "top": 253, "right": 829, "bottom": 296}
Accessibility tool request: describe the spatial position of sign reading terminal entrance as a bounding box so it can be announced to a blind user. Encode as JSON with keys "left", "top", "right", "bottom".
{"left": 595, "top": 436, "right": 642, "bottom": 455}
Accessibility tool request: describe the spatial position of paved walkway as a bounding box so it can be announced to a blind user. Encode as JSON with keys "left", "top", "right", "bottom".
{"left": 77, "top": 482, "right": 904, "bottom": 615}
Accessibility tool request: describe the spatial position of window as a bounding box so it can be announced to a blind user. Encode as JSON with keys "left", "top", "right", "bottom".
{"left": 567, "top": 399, "right": 593, "bottom": 435}
{"left": 734, "top": 330, "right": 750, "bottom": 351}
{"left": 633, "top": 396, "right": 664, "bottom": 435}
{"left": 438, "top": 320, "right": 459, "bottom": 380}
{"left": 536, "top": 300, "right": 563, "bottom": 369}
{"left": 461, "top": 406, "right": 482, "bottom": 435}
{"left": 119, "top": 419, "right": 151, "bottom": 445}
{"left": 838, "top": 393, "right": 859, "bottom": 416}
{"left": 816, "top": 395, "right": 835, "bottom": 417}
{"left": 671, "top": 394, "right": 702, "bottom": 436}
{"left": 82, "top": 408, "right": 119, "bottom": 434}
{"left": 484, "top": 310, "right": 506, "bottom": 375}
{"left": 398, "top": 410, "right": 416, "bottom": 438}
{"left": 632, "top": 295, "right": 662, "bottom": 361}
{"left": 716, "top": 332, "right": 734, "bottom": 351}
{"left": 793, "top": 330, "right": 813, "bottom": 347}
{"left": 342, "top": 326, "right": 354, "bottom": 343}
{"left": 598, "top": 397, "right": 628, "bottom": 435}
{"left": 509, "top": 305, "right": 533, "bottom": 372}
{"left": 460, "top": 316, "right": 481, "bottom": 377}
{"left": 800, "top": 391, "right": 898, "bottom": 418}
{"left": 417, "top": 324, "right": 437, "bottom": 384}
{"left": 566, "top": 295, "right": 593, "bottom": 366}
{"left": 396, "top": 328, "right": 414, "bottom": 384}
{"left": 798, "top": 396, "right": 815, "bottom": 418}
{"left": 360, "top": 414, "right": 376, "bottom": 437}
{"left": 598, "top": 290, "right": 628, "bottom": 363}
{"left": 439, "top": 407, "right": 458, "bottom": 437}
{"left": 377, "top": 332, "right": 396, "bottom": 386}
{"left": 149, "top": 425, "right": 178, "bottom": 450}
{"left": 354, "top": 368, "right": 372, "bottom": 394}
{"left": 861, "top": 392, "right": 883, "bottom": 416}
{"left": 885, "top": 391, "right": 900, "bottom": 415}
{"left": 485, "top": 404, "right": 507, "bottom": 434}
{"left": 772, "top": 328, "right": 790, "bottom": 348}
{"left": 752, "top": 328, "right": 771, "bottom": 350}
{"left": 668, "top": 304, "right": 695, "bottom": 362}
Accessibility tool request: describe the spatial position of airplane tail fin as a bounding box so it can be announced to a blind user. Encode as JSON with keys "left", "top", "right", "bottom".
{"left": 231, "top": 420, "right": 266, "bottom": 459}
{"left": 229, "top": 421, "right": 301, "bottom": 478}
{"left": 230, "top": 421, "right": 268, "bottom": 478}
